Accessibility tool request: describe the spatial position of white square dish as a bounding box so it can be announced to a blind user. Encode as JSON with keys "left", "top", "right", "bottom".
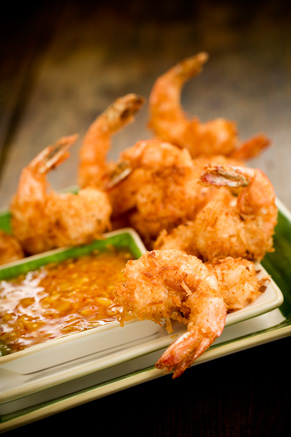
{"left": 0, "top": 228, "right": 159, "bottom": 373}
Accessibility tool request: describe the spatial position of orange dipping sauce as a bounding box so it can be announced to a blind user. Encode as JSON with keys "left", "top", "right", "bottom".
{"left": 0, "top": 247, "right": 132, "bottom": 355}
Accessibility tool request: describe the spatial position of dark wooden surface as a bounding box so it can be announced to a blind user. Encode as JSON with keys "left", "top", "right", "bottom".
{"left": 1, "top": 1, "right": 291, "bottom": 435}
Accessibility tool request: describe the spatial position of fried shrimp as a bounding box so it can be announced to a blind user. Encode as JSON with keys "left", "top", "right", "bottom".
{"left": 0, "top": 229, "right": 24, "bottom": 265}
{"left": 115, "top": 139, "right": 217, "bottom": 245}
{"left": 115, "top": 249, "right": 227, "bottom": 378}
{"left": 10, "top": 135, "right": 112, "bottom": 255}
{"left": 78, "top": 93, "right": 145, "bottom": 189}
{"left": 155, "top": 164, "right": 277, "bottom": 262}
{"left": 148, "top": 52, "right": 270, "bottom": 159}
{"left": 77, "top": 92, "right": 246, "bottom": 234}
{"left": 114, "top": 249, "right": 267, "bottom": 378}
{"left": 110, "top": 145, "right": 246, "bottom": 236}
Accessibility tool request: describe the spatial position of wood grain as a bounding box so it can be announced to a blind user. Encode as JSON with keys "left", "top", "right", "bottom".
{"left": 0, "top": 1, "right": 290, "bottom": 210}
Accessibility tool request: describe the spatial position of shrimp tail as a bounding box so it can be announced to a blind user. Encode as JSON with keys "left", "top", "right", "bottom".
{"left": 230, "top": 134, "right": 271, "bottom": 161}
{"left": 199, "top": 163, "right": 250, "bottom": 188}
{"left": 84, "top": 93, "right": 144, "bottom": 144}
{"left": 78, "top": 93, "right": 145, "bottom": 189}
{"left": 104, "top": 161, "right": 132, "bottom": 190}
{"left": 32, "top": 134, "right": 78, "bottom": 174}
{"left": 148, "top": 52, "right": 208, "bottom": 130}
{"left": 156, "top": 330, "right": 212, "bottom": 378}
{"left": 170, "top": 52, "right": 209, "bottom": 83}
{"left": 156, "top": 296, "right": 227, "bottom": 378}
{"left": 100, "top": 94, "right": 145, "bottom": 133}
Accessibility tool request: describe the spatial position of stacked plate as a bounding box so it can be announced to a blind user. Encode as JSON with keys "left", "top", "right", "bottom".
{"left": 0, "top": 209, "right": 288, "bottom": 432}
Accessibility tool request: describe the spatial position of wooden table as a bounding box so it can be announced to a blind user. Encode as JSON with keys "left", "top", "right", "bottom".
{"left": 1, "top": 1, "right": 291, "bottom": 435}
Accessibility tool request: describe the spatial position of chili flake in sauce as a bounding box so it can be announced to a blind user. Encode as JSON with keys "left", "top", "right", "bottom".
{"left": 0, "top": 247, "right": 132, "bottom": 355}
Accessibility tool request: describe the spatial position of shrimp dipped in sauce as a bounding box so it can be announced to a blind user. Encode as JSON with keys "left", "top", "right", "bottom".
{"left": 114, "top": 249, "right": 268, "bottom": 378}
{"left": 155, "top": 164, "right": 277, "bottom": 262}
{"left": 148, "top": 52, "right": 270, "bottom": 159}
{"left": 10, "top": 135, "right": 112, "bottom": 255}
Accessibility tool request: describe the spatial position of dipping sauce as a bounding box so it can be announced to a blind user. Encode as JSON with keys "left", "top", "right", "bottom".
{"left": 0, "top": 247, "right": 132, "bottom": 355}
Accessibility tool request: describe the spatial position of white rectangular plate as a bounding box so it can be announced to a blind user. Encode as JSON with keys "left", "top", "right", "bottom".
{"left": 0, "top": 225, "right": 285, "bottom": 431}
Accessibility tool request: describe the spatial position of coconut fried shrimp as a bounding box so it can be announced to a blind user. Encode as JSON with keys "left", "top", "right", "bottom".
{"left": 115, "top": 249, "right": 227, "bottom": 378}
{"left": 11, "top": 136, "right": 112, "bottom": 255}
{"left": 148, "top": 52, "right": 270, "bottom": 159}
{"left": 156, "top": 164, "right": 277, "bottom": 262}
{"left": 117, "top": 139, "right": 216, "bottom": 245}
{"left": 78, "top": 93, "right": 145, "bottom": 189}
{"left": 110, "top": 146, "right": 242, "bottom": 232}
{"left": 115, "top": 249, "right": 268, "bottom": 377}
{"left": 196, "top": 164, "right": 278, "bottom": 261}
{"left": 0, "top": 229, "right": 24, "bottom": 265}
